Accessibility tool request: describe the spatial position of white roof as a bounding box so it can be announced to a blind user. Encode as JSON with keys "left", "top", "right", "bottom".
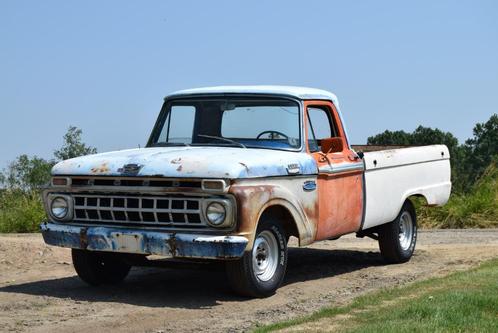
{"left": 166, "top": 85, "right": 339, "bottom": 105}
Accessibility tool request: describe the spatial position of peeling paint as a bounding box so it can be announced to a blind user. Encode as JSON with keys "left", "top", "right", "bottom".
{"left": 90, "top": 163, "right": 110, "bottom": 174}
{"left": 229, "top": 177, "right": 318, "bottom": 249}
{"left": 41, "top": 223, "right": 248, "bottom": 259}
{"left": 51, "top": 147, "right": 318, "bottom": 179}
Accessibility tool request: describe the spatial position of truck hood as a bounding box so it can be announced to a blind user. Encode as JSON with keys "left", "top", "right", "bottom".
{"left": 51, "top": 147, "right": 318, "bottom": 179}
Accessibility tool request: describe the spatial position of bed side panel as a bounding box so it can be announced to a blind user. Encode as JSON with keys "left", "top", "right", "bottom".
{"left": 362, "top": 145, "right": 451, "bottom": 230}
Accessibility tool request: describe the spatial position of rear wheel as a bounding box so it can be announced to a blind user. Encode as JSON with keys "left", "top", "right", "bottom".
{"left": 378, "top": 200, "right": 417, "bottom": 263}
{"left": 226, "top": 218, "right": 287, "bottom": 297}
{"left": 72, "top": 249, "right": 131, "bottom": 286}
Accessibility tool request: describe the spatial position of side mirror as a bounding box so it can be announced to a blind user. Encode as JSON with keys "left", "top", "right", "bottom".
{"left": 321, "top": 137, "right": 344, "bottom": 154}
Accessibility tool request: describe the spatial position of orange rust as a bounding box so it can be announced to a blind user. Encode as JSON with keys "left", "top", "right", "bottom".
{"left": 302, "top": 196, "right": 319, "bottom": 228}
{"left": 304, "top": 100, "right": 364, "bottom": 241}
{"left": 229, "top": 184, "right": 275, "bottom": 238}
{"left": 314, "top": 172, "right": 363, "bottom": 240}
{"left": 90, "top": 163, "right": 110, "bottom": 174}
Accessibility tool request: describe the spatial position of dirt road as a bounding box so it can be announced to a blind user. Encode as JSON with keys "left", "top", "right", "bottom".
{"left": 1, "top": 230, "right": 498, "bottom": 333}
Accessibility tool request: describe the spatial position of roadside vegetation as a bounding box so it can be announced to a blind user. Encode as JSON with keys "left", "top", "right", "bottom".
{"left": 254, "top": 258, "right": 498, "bottom": 333}
{"left": 0, "top": 115, "right": 496, "bottom": 233}
{"left": 417, "top": 159, "right": 498, "bottom": 228}
{"left": 0, "top": 127, "right": 96, "bottom": 233}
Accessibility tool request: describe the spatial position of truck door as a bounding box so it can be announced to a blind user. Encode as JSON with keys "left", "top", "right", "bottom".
{"left": 304, "top": 100, "right": 364, "bottom": 241}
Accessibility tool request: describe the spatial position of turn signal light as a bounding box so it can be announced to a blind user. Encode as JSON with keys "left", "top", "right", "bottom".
{"left": 52, "top": 177, "right": 68, "bottom": 186}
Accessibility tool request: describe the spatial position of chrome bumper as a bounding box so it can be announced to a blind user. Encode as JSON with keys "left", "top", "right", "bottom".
{"left": 40, "top": 222, "right": 248, "bottom": 259}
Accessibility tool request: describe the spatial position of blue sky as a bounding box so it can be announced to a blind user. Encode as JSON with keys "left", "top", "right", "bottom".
{"left": 1, "top": 1, "right": 497, "bottom": 168}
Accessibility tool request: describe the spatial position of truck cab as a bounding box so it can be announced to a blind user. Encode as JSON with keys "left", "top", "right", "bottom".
{"left": 41, "top": 86, "right": 451, "bottom": 297}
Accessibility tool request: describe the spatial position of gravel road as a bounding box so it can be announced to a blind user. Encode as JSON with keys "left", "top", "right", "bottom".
{"left": 1, "top": 229, "right": 498, "bottom": 333}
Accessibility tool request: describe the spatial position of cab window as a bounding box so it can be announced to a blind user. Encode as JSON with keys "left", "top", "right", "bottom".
{"left": 307, "top": 106, "right": 337, "bottom": 152}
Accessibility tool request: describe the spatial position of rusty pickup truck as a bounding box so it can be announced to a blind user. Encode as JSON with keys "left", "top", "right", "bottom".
{"left": 41, "top": 86, "right": 451, "bottom": 297}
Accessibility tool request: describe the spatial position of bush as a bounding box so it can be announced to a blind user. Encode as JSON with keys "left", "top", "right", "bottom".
{"left": 0, "top": 126, "right": 96, "bottom": 233}
{"left": 418, "top": 160, "right": 498, "bottom": 228}
{"left": 0, "top": 190, "right": 46, "bottom": 233}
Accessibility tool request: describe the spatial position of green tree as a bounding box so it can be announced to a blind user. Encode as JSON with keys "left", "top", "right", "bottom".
{"left": 462, "top": 114, "right": 498, "bottom": 186}
{"left": 368, "top": 126, "right": 459, "bottom": 155}
{"left": 1, "top": 155, "right": 55, "bottom": 190}
{"left": 1, "top": 126, "right": 97, "bottom": 191}
{"left": 367, "top": 129, "right": 412, "bottom": 145}
{"left": 54, "top": 126, "right": 97, "bottom": 161}
{"left": 1, "top": 126, "right": 97, "bottom": 232}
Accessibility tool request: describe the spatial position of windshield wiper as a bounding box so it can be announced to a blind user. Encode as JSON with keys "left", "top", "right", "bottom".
{"left": 197, "top": 134, "right": 246, "bottom": 148}
{"left": 151, "top": 142, "right": 191, "bottom": 147}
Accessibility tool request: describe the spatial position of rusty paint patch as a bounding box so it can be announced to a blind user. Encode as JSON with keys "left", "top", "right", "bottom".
{"left": 79, "top": 227, "right": 88, "bottom": 249}
{"left": 167, "top": 233, "right": 177, "bottom": 256}
{"left": 90, "top": 163, "right": 110, "bottom": 174}
{"left": 229, "top": 177, "right": 319, "bottom": 248}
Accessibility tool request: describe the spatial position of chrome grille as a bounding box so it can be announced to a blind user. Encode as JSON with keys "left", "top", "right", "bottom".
{"left": 73, "top": 194, "right": 206, "bottom": 228}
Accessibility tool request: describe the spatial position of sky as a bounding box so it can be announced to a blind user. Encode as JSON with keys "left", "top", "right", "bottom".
{"left": 1, "top": 1, "right": 497, "bottom": 169}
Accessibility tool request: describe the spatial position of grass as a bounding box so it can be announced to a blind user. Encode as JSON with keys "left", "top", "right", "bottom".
{"left": 255, "top": 258, "right": 498, "bottom": 333}
{"left": 0, "top": 189, "right": 46, "bottom": 233}
{"left": 418, "top": 161, "right": 498, "bottom": 229}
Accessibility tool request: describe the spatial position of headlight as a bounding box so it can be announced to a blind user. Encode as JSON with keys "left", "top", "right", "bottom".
{"left": 206, "top": 202, "right": 226, "bottom": 226}
{"left": 51, "top": 197, "right": 68, "bottom": 219}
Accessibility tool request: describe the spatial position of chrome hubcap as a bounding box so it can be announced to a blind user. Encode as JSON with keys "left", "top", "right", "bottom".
{"left": 252, "top": 230, "right": 279, "bottom": 282}
{"left": 399, "top": 211, "right": 414, "bottom": 251}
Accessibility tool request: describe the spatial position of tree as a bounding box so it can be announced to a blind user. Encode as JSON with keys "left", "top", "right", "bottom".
{"left": 367, "top": 129, "right": 412, "bottom": 145}
{"left": 462, "top": 114, "right": 498, "bottom": 186}
{"left": 1, "top": 155, "right": 55, "bottom": 190}
{"left": 1, "top": 126, "right": 97, "bottom": 191}
{"left": 54, "top": 126, "right": 97, "bottom": 161}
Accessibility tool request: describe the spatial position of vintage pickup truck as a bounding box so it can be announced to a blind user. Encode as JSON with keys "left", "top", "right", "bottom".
{"left": 41, "top": 86, "right": 451, "bottom": 297}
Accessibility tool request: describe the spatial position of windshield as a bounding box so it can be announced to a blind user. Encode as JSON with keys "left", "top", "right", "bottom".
{"left": 148, "top": 97, "right": 301, "bottom": 150}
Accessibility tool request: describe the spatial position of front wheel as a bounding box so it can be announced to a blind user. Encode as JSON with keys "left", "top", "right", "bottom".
{"left": 378, "top": 200, "right": 417, "bottom": 263}
{"left": 226, "top": 218, "right": 288, "bottom": 297}
{"left": 72, "top": 249, "right": 131, "bottom": 286}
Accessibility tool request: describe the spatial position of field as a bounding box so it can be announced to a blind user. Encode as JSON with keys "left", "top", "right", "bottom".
{"left": 258, "top": 255, "right": 498, "bottom": 333}
{"left": 1, "top": 229, "right": 498, "bottom": 332}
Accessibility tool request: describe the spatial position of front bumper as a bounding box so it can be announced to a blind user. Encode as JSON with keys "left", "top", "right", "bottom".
{"left": 40, "top": 222, "right": 248, "bottom": 259}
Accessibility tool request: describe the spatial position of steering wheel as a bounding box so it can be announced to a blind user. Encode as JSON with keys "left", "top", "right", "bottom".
{"left": 256, "top": 130, "right": 289, "bottom": 140}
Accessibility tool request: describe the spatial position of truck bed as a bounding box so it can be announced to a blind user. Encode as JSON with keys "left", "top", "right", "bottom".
{"left": 361, "top": 145, "right": 451, "bottom": 230}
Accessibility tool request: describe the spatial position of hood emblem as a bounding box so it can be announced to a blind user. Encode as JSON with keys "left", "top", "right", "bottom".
{"left": 118, "top": 163, "right": 143, "bottom": 175}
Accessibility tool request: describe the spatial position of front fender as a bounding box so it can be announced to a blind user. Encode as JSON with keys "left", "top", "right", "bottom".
{"left": 228, "top": 176, "right": 319, "bottom": 250}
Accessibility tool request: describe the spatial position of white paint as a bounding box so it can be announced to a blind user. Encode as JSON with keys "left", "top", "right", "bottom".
{"left": 51, "top": 146, "right": 318, "bottom": 179}
{"left": 167, "top": 85, "right": 340, "bottom": 105}
{"left": 361, "top": 145, "right": 452, "bottom": 230}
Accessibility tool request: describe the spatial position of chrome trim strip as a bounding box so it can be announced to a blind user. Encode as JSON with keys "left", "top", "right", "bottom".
{"left": 318, "top": 162, "right": 364, "bottom": 174}
{"left": 364, "top": 157, "right": 450, "bottom": 172}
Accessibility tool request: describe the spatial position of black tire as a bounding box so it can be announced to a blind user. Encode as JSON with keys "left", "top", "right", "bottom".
{"left": 72, "top": 249, "right": 131, "bottom": 286}
{"left": 378, "top": 200, "right": 417, "bottom": 264}
{"left": 226, "top": 217, "right": 288, "bottom": 298}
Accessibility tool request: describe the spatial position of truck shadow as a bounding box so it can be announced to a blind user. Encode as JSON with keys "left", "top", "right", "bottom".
{"left": 0, "top": 247, "right": 384, "bottom": 309}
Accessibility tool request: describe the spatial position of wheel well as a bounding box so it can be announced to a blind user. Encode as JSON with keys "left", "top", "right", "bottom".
{"left": 260, "top": 205, "right": 299, "bottom": 239}
{"left": 406, "top": 194, "right": 428, "bottom": 207}
{"left": 404, "top": 197, "right": 417, "bottom": 217}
